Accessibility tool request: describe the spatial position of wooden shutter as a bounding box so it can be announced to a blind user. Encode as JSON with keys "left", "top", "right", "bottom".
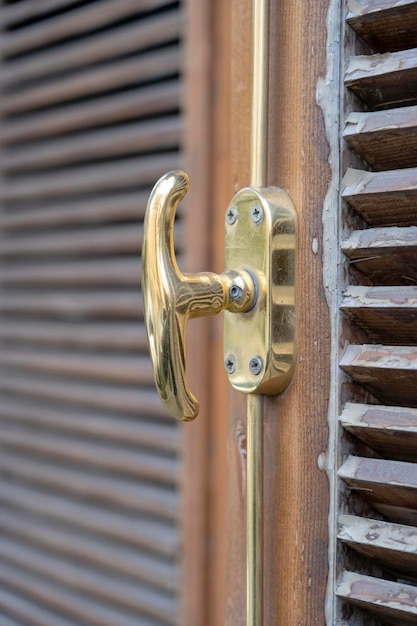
{"left": 336, "top": 2, "right": 417, "bottom": 623}
{"left": 0, "top": 2, "right": 184, "bottom": 625}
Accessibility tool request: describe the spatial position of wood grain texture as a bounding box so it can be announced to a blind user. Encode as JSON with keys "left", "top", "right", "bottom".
{"left": 347, "top": 0, "right": 417, "bottom": 53}
{"left": 226, "top": 1, "right": 332, "bottom": 623}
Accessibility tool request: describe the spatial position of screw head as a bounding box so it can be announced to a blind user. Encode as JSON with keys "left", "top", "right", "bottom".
{"left": 249, "top": 356, "right": 263, "bottom": 376}
{"left": 224, "top": 354, "right": 236, "bottom": 374}
{"left": 229, "top": 284, "right": 243, "bottom": 301}
{"left": 226, "top": 206, "right": 238, "bottom": 225}
{"left": 250, "top": 204, "right": 263, "bottom": 224}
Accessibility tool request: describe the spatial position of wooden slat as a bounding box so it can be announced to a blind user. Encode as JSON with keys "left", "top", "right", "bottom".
{"left": 0, "top": 398, "right": 178, "bottom": 451}
{"left": 1, "top": 117, "right": 181, "bottom": 172}
{"left": 0, "top": 451, "right": 179, "bottom": 519}
{"left": 0, "top": 0, "right": 170, "bottom": 57}
{"left": 340, "top": 344, "right": 417, "bottom": 407}
{"left": 0, "top": 153, "right": 180, "bottom": 200}
{"left": 342, "top": 226, "right": 417, "bottom": 285}
{"left": 1, "top": 47, "right": 180, "bottom": 115}
{"left": 0, "top": 374, "right": 167, "bottom": 418}
{"left": 0, "top": 563, "right": 167, "bottom": 626}
{"left": 1, "top": 82, "right": 181, "bottom": 145}
{"left": 3, "top": 11, "right": 181, "bottom": 87}
{"left": 345, "top": 48, "right": 417, "bottom": 110}
{"left": 0, "top": 320, "right": 148, "bottom": 351}
{"left": 0, "top": 482, "right": 178, "bottom": 556}
{"left": 338, "top": 513, "right": 417, "bottom": 580}
{"left": 341, "top": 285, "right": 417, "bottom": 344}
{"left": 0, "top": 291, "right": 142, "bottom": 319}
{"left": 0, "top": 224, "right": 143, "bottom": 257}
{"left": 0, "top": 0, "right": 82, "bottom": 26}
{"left": 0, "top": 538, "right": 177, "bottom": 623}
{"left": 0, "top": 349, "right": 154, "bottom": 385}
{"left": 0, "top": 511, "right": 178, "bottom": 591}
{"left": 347, "top": 0, "right": 417, "bottom": 53}
{"left": 339, "top": 455, "right": 417, "bottom": 525}
{"left": 0, "top": 586, "right": 77, "bottom": 626}
{"left": 0, "top": 428, "right": 177, "bottom": 483}
{"left": 342, "top": 167, "right": 417, "bottom": 227}
{"left": 344, "top": 106, "right": 417, "bottom": 171}
{"left": 0, "top": 258, "right": 141, "bottom": 286}
{"left": 0, "top": 191, "right": 148, "bottom": 231}
{"left": 340, "top": 402, "right": 417, "bottom": 462}
{"left": 337, "top": 571, "right": 417, "bottom": 625}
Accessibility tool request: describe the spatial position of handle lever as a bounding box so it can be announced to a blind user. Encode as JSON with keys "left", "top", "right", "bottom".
{"left": 142, "top": 170, "right": 256, "bottom": 420}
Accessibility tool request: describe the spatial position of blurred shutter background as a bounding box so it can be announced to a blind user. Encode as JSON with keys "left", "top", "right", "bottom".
{"left": 0, "top": 1, "right": 185, "bottom": 624}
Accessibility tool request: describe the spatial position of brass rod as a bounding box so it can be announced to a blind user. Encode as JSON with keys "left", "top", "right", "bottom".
{"left": 250, "top": 0, "right": 270, "bottom": 188}
{"left": 246, "top": 393, "right": 264, "bottom": 626}
{"left": 248, "top": 0, "right": 269, "bottom": 623}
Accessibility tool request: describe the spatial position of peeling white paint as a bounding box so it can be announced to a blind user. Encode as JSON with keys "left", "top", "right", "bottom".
{"left": 312, "top": 237, "right": 319, "bottom": 254}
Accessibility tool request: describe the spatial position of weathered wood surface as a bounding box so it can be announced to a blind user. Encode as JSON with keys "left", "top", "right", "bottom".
{"left": 339, "top": 455, "right": 417, "bottom": 524}
{"left": 2, "top": 11, "right": 181, "bottom": 87}
{"left": 344, "top": 106, "right": 417, "bottom": 170}
{"left": 342, "top": 225, "right": 417, "bottom": 284}
{"left": 340, "top": 402, "right": 417, "bottom": 462}
{"left": 347, "top": 0, "right": 417, "bottom": 53}
{"left": 337, "top": 570, "right": 417, "bottom": 625}
{"left": 341, "top": 285, "right": 417, "bottom": 344}
{"left": 338, "top": 513, "right": 417, "bottom": 580}
{"left": 340, "top": 344, "right": 417, "bottom": 406}
{"left": 342, "top": 167, "right": 417, "bottom": 227}
{"left": 345, "top": 47, "right": 417, "bottom": 109}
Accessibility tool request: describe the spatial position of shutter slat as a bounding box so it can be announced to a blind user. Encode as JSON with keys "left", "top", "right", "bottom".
{"left": 0, "top": 321, "right": 148, "bottom": 351}
{"left": 338, "top": 513, "right": 417, "bottom": 580}
{"left": 0, "top": 291, "right": 142, "bottom": 319}
{"left": 2, "top": 82, "right": 181, "bottom": 145}
{"left": 0, "top": 510, "right": 178, "bottom": 592}
{"left": 0, "top": 192, "right": 148, "bottom": 231}
{"left": 341, "top": 285, "right": 417, "bottom": 344}
{"left": 0, "top": 0, "right": 87, "bottom": 27}
{"left": 0, "top": 586, "right": 77, "bottom": 626}
{"left": 339, "top": 455, "right": 417, "bottom": 525}
{"left": 0, "top": 398, "right": 178, "bottom": 451}
{"left": 0, "top": 374, "right": 167, "bottom": 418}
{"left": 337, "top": 571, "right": 417, "bottom": 625}
{"left": 0, "top": 154, "right": 180, "bottom": 201}
{"left": 3, "top": 12, "right": 181, "bottom": 88}
{"left": 1, "top": 48, "right": 180, "bottom": 115}
{"left": 0, "top": 259, "right": 141, "bottom": 286}
{"left": 0, "top": 483, "right": 178, "bottom": 556}
{"left": 344, "top": 106, "right": 417, "bottom": 170}
{"left": 0, "top": 348, "right": 154, "bottom": 385}
{"left": 345, "top": 47, "right": 417, "bottom": 110}
{"left": 0, "top": 0, "right": 171, "bottom": 57}
{"left": 342, "top": 226, "right": 417, "bottom": 285}
{"left": 342, "top": 167, "right": 417, "bottom": 227}
{"left": 1, "top": 117, "right": 181, "bottom": 172}
{"left": 0, "top": 429, "right": 176, "bottom": 483}
{"left": 0, "top": 452, "right": 179, "bottom": 519}
{"left": 347, "top": 0, "right": 417, "bottom": 53}
{"left": 340, "top": 402, "right": 417, "bottom": 463}
{"left": 340, "top": 344, "right": 417, "bottom": 407}
{"left": 0, "top": 563, "right": 168, "bottom": 626}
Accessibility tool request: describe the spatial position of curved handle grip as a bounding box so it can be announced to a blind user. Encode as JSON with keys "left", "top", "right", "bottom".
{"left": 142, "top": 171, "right": 227, "bottom": 421}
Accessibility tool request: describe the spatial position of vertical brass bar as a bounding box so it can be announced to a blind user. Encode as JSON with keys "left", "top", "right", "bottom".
{"left": 250, "top": 0, "right": 270, "bottom": 189}
{"left": 246, "top": 393, "right": 264, "bottom": 626}
{"left": 248, "top": 0, "right": 269, "bottom": 623}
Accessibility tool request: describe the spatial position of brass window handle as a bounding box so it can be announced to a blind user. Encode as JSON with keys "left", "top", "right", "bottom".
{"left": 142, "top": 169, "right": 297, "bottom": 422}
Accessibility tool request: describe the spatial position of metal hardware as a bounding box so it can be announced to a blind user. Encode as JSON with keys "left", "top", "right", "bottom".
{"left": 224, "top": 354, "right": 236, "bottom": 375}
{"left": 249, "top": 357, "right": 263, "bottom": 376}
{"left": 226, "top": 205, "right": 238, "bottom": 225}
{"left": 250, "top": 204, "right": 263, "bottom": 224}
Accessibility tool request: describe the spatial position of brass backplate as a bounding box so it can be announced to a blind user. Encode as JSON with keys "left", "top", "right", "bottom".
{"left": 224, "top": 187, "right": 297, "bottom": 395}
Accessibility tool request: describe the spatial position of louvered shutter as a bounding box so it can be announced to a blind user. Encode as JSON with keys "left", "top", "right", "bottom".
{"left": 336, "top": 2, "right": 417, "bottom": 623}
{"left": 0, "top": 2, "right": 184, "bottom": 625}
